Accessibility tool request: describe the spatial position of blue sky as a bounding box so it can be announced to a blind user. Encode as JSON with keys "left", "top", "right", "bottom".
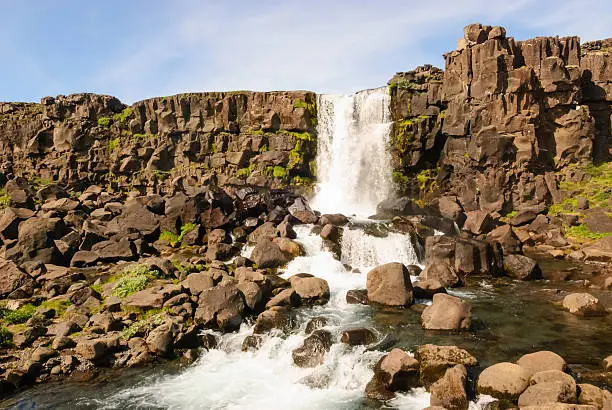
{"left": 2, "top": 0, "right": 611, "bottom": 103}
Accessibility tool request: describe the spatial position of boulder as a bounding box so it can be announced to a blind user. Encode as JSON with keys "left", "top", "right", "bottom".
{"left": 366, "top": 262, "right": 414, "bottom": 307}
{"left": 235, "top": 281, "right": 263, "bottom": 310}
{"left": 487, "top": 224, "right": 522, "bottom": 255}
{"left": 146, "top": 322, "right": 175, "bottom": 355}
{"left": 429, "top": 364, "right": 468, "bottom": 410}
{"left": 463, "top": 210, "right": 494, "bottom": 234}
{"left": 194, "top": 285, "right": 245, "bottom": 331}
{"left": 305, "top": 317, "right": 328, "bottom": 334}
{"left": 340, "top": 328, "right": 377, "bottom": 346}
{"left": 477, "top": 362, "right": 531, "bottom": 401}
{"left": 421, "top": 293, "right": 472, "bottom": 331}
{"left": 562, "top": 293, "right": 608, "bottom": 316}
{"left": 254, "top": 306, "right": 292, "bottom": 334}
{"left": 517, "top": 370, "right": 577, "bottom": 407}
{"left": 415, "top": 344, "right": 477, "bottom": 386}
{"left": 0, "top": 258, "right": 33, "bottom": 298}
{"left": 420, "top": 261, "right": 461, "bottom": 288}
{"left": 346, "top": 289, "right": 368, "bottom": 304}
{"left": 413, "top": 279, "right": 446, "bottom": 299}
{"left": 504, "top": 254, "right": 541, "bottom": 280}
{"left": 375, "top": 348, "right": 419, "bottom": 390}
{"left": 250, "top": 239, "right": 292, "bottom": 268}
{"left": 265, "top": 288, "right": 300, "bottom": 309}
{"left": 516, "top": 351, "right": 567, "bottom": 375}
{"left": 292, "top": 329, "right": 333, "bottom": 368}
{"left": 75, "top": 338, "right": 108, "bottom": 361}
{"left": 577, "top": 383, "right": 612, "bottom": 408}
{"left": 290, "top": 276, "right": 329, "bottom": 305}
{"left": 183, "top": 272, "right": 215, "bottom": 295}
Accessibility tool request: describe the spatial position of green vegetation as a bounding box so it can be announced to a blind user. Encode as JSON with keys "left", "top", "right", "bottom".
{"left": 120, "top": 311, "right": 165, "bottom": 339}
{"left": 0, "top": 304, "right": 36, "bottom": 325}
{"left": 113, "top": 107, "right": 133, "bottom": 124}
{"left": 505, "top": 211, "right": 517, "bottom": 218}
{"left": 0, "top": 326, "right": 12, "bottom": 348}
{"left": 549, "top": 162, "right": 612, "bottom": 215}
{"left": 392, "top": 171, "right": 410, "bottom": 185}
{"left": 30, "top": 176, "right": 53, "bottom": 188}
{"left": 291, "top": 176, "right": 314, "bottom": 187}
{"left": 108, "top": 137, "right": 120, "bottom": 152}
{"left": 273, "top": 166, "right": 288, "bottom": 179}
{"left": 112, "top": 264, "right": 160, "bottom": 298}
{"left": 237, "top": 164, "right": 256, "bottom": 178}
{"left": 211, "top": 143, "right": 219, "bottom": 154}
{"left": 0, "top": 188, "right": 10, "bottom": 210}
{"left": 97, "top": 117, "right": 111, "bottom": 128}
{"left": 258, "top": 144, "right": 269, "bottom": 153}
{"left": 159, "top": 223, "right": 197, "bottom": 247}
{"left": 293, "top": 98, "right": 317, "bottom": 126}
{"left": 40, "top": 298, "right": 72, "bottom": 317}
{"left": 250, "top": 129, "right": 264, "bottom": 135}
{"left": 565, "top": 223, "right": 612, "bottom": 240}
{"left": 416, "top": 169, "right": 438, "bottom": 193}
{"left": 388, "top": 78, "right": 420, "bottom": 95}
{"left": 287, "top": 132, "right": 314, "bottom": 171}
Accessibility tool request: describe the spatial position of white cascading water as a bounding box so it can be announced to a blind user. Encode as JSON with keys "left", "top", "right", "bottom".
{"left": 87, "top": 89, "right": 431, "bottom": 409}
{"left": 312, "top": 88, "right": 394, "bottom": 217}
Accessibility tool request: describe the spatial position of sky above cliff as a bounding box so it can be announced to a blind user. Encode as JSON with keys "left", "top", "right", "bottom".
{"left": 2, "top": 0, "right": 611, "bottom": 103}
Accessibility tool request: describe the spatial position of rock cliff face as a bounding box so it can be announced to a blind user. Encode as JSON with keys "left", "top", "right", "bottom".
{"left": 0, "top": 91, "right": 317, "bottom": 195}
{"left": 389, "top": 24, "right": 612, "bottom": 214}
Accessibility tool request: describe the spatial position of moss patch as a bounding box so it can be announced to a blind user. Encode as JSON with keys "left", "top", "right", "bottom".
{"left": 97, "top": 117, "right": 111, "bottom": 128}
{"left": 565, "top": 223, "right": 612, "bottom": 240}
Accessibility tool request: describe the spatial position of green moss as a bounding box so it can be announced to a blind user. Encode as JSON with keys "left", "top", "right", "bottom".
{"left": 0, "top": 326, "right": 12, "bottom": 347}
{"left": 211, "top": 143, "right": 219, "bottom": 154}
{"left": 505, "top": 211, "right": 517, "bottom": 218}
{"left": 273, "top": 166, "right": 288, "bottom": 179}
{"left": 113, "top": 107, "right": 133, "bottom": 124}
{"left": 291, "top": 176, "right": 314, "bottom": 187}
{"left": 0, "top": 189, "right": 10, "bottom": 210}
{"left": 179, "top": 223, "right": 197, "bottom": 242}
{"left": 90, "top": 283, "right": 103, "bottom": 295}
{"left": 40, "top": 298, "right": 72, "bottom": 317}
{"left": 416, "top": 169, "right": 438, "bottom": 193}
{"left": 237, "top": 164, "right": 255, "bottom": 178}
{"left": 565, "top": 223, "right": 612, "bottom": 240}
{"left": 392, "top": 171, "right": 410, "bottom": 185}
{"left": 30, "top": 176, "right": 53, "bottom": 188}
{"left": 258, "top": 144, "right": 269, "bottom": 153}
{"left": 557, "top": 162, "right": 612, "bottom": 210}
{"left": 548, "top": 198, "right": 579, "bottom": 215}
{"left": 108, "top": 137, "right": 120, "bottom": 152}
{"left": 250, "top": 129, "right": 264, "bottom": 135}
{"left": 263, "top": 166, "right": 274, "bottom": 177}
{"left": 97, "top": 117, "right": 111, "bottom": 128}
{"left": 0, "top": 304, "right": 36, "bottom": 325}
{"left": 293, "top": 98, "right": 317, "bottom": 126}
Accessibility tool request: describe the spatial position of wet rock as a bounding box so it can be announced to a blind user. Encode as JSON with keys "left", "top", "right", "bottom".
{"left": 272, "top": 237, "right": 302, "bottom": 258}
{"left": 340, "top": 328, "right": 377, "bottom": 346}
{"left": 194, "top": 284, "right": 245, "bottom": 331}
{"left": 413, "top": 279, "right": 446, "bottom": 299}
{"left": 504, "top": 254, "right": 541, "bottom": 280}
{"left": 415, "top": 344, "right": 477, "bottom": 386}
{"left": 277, "top": 221, "right": 296, "bottom": 239}
{"left": 292, "top": 329, "right": 333, "bottom": 368}
{"left": 346, "top": 289, "right": 368, "bottom": 304}
{"left": 364, "top": 376, "right": 396, "bottom": 400}
{"left": 365, "top": 348, "right": 419, "bottom": 400}
{"left": 477, "top": 362, "right": 531, "bottom": 401}
{"left": 319, "top": 214, "right": 348, "bottom": 226}
{"left": 366, "top": 262, "right": 414, "bottom": 307}
{"left": 429, "top": 364, "right": 468, "bottom": 410}
{"left": 562, "top": 293, "right": 608, "bottom": 316}
{"left": 516, "top": 351, "right": 567, "bottom": 375}
{"left": 290, "top": 276, "right": 330, "bottom": 305}
{"left": 320, "top": 224, "right": 341, "bottom": 243}
{"left": 254, "top": 306, "right": 292, "bottom": 334}
{"left": 421, "top": 293, "right": 471, "bottom": 331}
{"left": 305, "top": 316, "right": 328, "bottom": 334}
{"left": 242, "top": 335, "right": 263, "bottom": 352}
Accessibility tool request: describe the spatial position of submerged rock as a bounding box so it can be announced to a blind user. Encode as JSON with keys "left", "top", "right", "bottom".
{"left": 421, "top": 293, "right": 472, "bottom": 331}
{"left": 292, "top": 330, "right": 333, "bottom": 368}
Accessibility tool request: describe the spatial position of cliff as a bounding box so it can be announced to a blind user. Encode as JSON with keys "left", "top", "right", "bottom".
{"left": 0, "top": 91, "right": 317, "bottom": 195}
{"left": 389, "top": 24, "right": 612, "bottom": 216}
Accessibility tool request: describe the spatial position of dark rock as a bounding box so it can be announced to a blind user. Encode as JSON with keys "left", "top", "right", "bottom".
{"left": 504, "top": 254, "right": 541, "bottom": 280}
{"left": 195, "top": 284, "right": 245, "bottom": 331}
{"left": 340, "top": 328, "right": 377, "bottom": 346}
{"left": 305, "top": 316, "right": 327, "bottom": 334}
{"left": 292, "top": 330, "right": 333, "bottom": 368}
{"left": 346, "top": 289, "right": 368, "bottom": 305}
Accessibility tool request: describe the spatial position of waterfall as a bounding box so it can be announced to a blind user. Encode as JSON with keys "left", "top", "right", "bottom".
{"left": 312, "top": 88, "right": 394, "bottom": 216}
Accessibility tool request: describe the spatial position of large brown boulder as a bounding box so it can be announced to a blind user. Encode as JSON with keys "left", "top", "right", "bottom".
{"left": 415, "top": 344, "right": 477, "bottom": 386}
{"left": 290, "top": 276, "right": 329, "bottom": 305}
{"left": 0, "top": 258, "right": 33, "bottom": 298}
{"left": 421, "top": 293, "right": 472, "bottom": 331}
{"left": 562, "top": 293, "right": 608, "bottom": 316}
{"left": 250, "top": 239, "right": 293, "bottom": 268}
{"left": 420, "top": 261, "right": 461, "bottom": 288}
{"left": 365, "top": 348, "right": 419, "bottom": 399}
{"left": 477, "top": 362, "right": 531, "bottom": 401}
{"left": 518, "top": 370, "right": 577, "bottom": 407}
{"left": 516, "top": 351, "right": 566, "bottom": 375}
{"left": 366, "top": 262, "right": 414, "bottom": 307}
{"left": 194, "top": 285, "right": 245, "bottom": 331}
{"left": 577, "top": 383, "right": 612, "bottom": 408}
{"left": 429, "top": 364, "right": 468, "bottom": 410}
{"left": 504, "top": 254, "right": 541, "bottom": 280}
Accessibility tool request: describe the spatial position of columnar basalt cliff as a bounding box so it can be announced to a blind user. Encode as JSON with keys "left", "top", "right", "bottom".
{"left": 389, "top": 24, "right": 612, "bottom": 216}
{"left": 0, "top": 91, "right": 317, "bottom": 194}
